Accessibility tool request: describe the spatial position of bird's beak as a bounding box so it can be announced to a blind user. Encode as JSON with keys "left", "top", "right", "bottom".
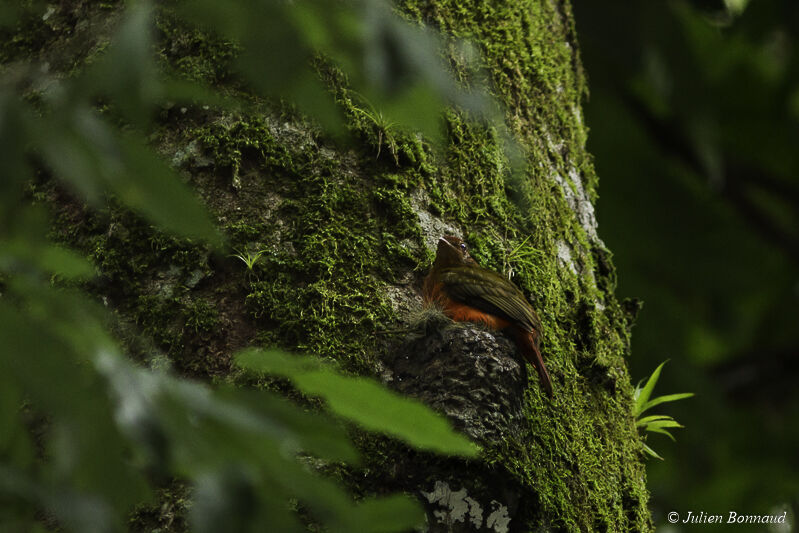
{"left": 439, "top": 236, "right": 456, "bottom": 250}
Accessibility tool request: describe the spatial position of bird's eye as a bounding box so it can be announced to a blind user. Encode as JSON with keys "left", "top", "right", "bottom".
{"left": 460, "top": 243, "right": 468, "bottom": 252}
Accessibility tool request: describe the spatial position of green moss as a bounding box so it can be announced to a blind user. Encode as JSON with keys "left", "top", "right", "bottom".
{"left": 155, "top": 10, "right": 239, "bottom": 86}
{"left": 160, "top": 107, "right": 434, "bottom": 375}
{"left": 183, "top": 297, "right": 219, "bottom": 333}
{"left": 0, "top": 1, "right": 126, "bottom": 81}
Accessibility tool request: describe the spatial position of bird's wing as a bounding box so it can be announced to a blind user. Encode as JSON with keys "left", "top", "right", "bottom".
{"left": 440, "top": 266, "right": 542, "bottom": 333}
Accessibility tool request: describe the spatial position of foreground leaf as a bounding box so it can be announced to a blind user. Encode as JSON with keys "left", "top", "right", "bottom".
{"left": 235, "top": 349, "right": 480, "bottom": 457}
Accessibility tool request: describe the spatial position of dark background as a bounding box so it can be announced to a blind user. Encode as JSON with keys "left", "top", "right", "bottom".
{"left": 573, "top": 0, "right": 799, "bottom": 529}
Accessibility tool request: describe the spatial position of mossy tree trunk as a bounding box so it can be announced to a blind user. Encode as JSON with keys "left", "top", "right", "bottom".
{"left": 18, "top": 0, "right": 652, "bottom": 531}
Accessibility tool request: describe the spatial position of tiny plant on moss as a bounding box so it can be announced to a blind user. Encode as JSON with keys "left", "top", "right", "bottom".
{"left": 633, "top": 361, "right": 694, "bottom": 460}
{"left": 230, "top": 247, "right": 267, "bottom": 275}
{"left": 350, "top": 93, "right": 399, "bottom": 164}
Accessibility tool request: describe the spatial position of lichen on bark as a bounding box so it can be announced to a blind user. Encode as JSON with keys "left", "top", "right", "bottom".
{"left": 8, "top": 0, "right": 653, "bottom": 530}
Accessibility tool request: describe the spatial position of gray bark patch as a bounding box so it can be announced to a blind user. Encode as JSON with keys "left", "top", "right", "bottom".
{"left": 384, "top": 317, "right": 526, "bottom": 444}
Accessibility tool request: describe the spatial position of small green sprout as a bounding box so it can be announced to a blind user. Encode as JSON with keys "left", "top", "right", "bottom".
{"left": 230, "top": 247, "right": 267, "bottom": 274}
{"left": 633, "top": 361, "right": 694, "bottom": 460}
{"left": 351, "top": 93, "right": 399, "bottom": 164}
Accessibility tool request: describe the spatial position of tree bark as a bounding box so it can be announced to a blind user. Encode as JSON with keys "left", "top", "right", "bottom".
{"left": 22, "top": 0, "right": 653, "bottom": 531}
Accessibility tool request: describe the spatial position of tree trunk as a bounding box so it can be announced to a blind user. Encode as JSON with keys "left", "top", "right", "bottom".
{"left": 24, "top": 0, "right": 652, "bottom": 531}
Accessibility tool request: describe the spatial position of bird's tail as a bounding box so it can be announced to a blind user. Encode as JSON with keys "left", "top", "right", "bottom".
{"left": 514, "top": 329, "right": 553, "bottom": 397}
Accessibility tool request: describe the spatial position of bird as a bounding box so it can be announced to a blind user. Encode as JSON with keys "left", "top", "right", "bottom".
{"left": 423, "top": 235, "right": 553, "bottom": 397}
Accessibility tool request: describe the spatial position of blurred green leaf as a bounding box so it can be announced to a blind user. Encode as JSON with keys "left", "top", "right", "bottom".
{"left": 296, "top": 371, "right": 478, "bottom": 455}
{"left": 178, "top": 0, "right": 506, "bottom": 152}
{"left": 0, "top": 465, "right": 118, "bottom": 533}
{"left": 349, "top": 495, "right": 427, "bottom": 533}
{"left": 228, "top": 388, "right": 360, "bottom": 463}
{"left": 190, "top": 468, "right": 264, "bottom": 533}
{"left": 0, "top": 298, "right": 151, "bottom": 527}
{"left": 96, "top": 352, "right": 426, "bottom": 532}
{"left": 0, "top": 378, "right": 33, "bottom": 469}
{"left": 0, "top": 91, "right": 31, "bottom": 213}
{"left": 34, "top": 108, "right": 220, "bottom": 244}
{"left": 0, "top": 238, "right": 94, "bottom": 281}
{"left": 0, "top": 205, "right": 94, "bottom": 281}
{"left": 84, "top": 2, "right": 160, "bottom": 129}
{"left": 236, "top": 349, "right": 480, "bottom": 457}
{"left": 192, "top": 472, "right": 305, "bottom": 533}
{"left": 375, "top": 82, "right": 444, "bottom": 144}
